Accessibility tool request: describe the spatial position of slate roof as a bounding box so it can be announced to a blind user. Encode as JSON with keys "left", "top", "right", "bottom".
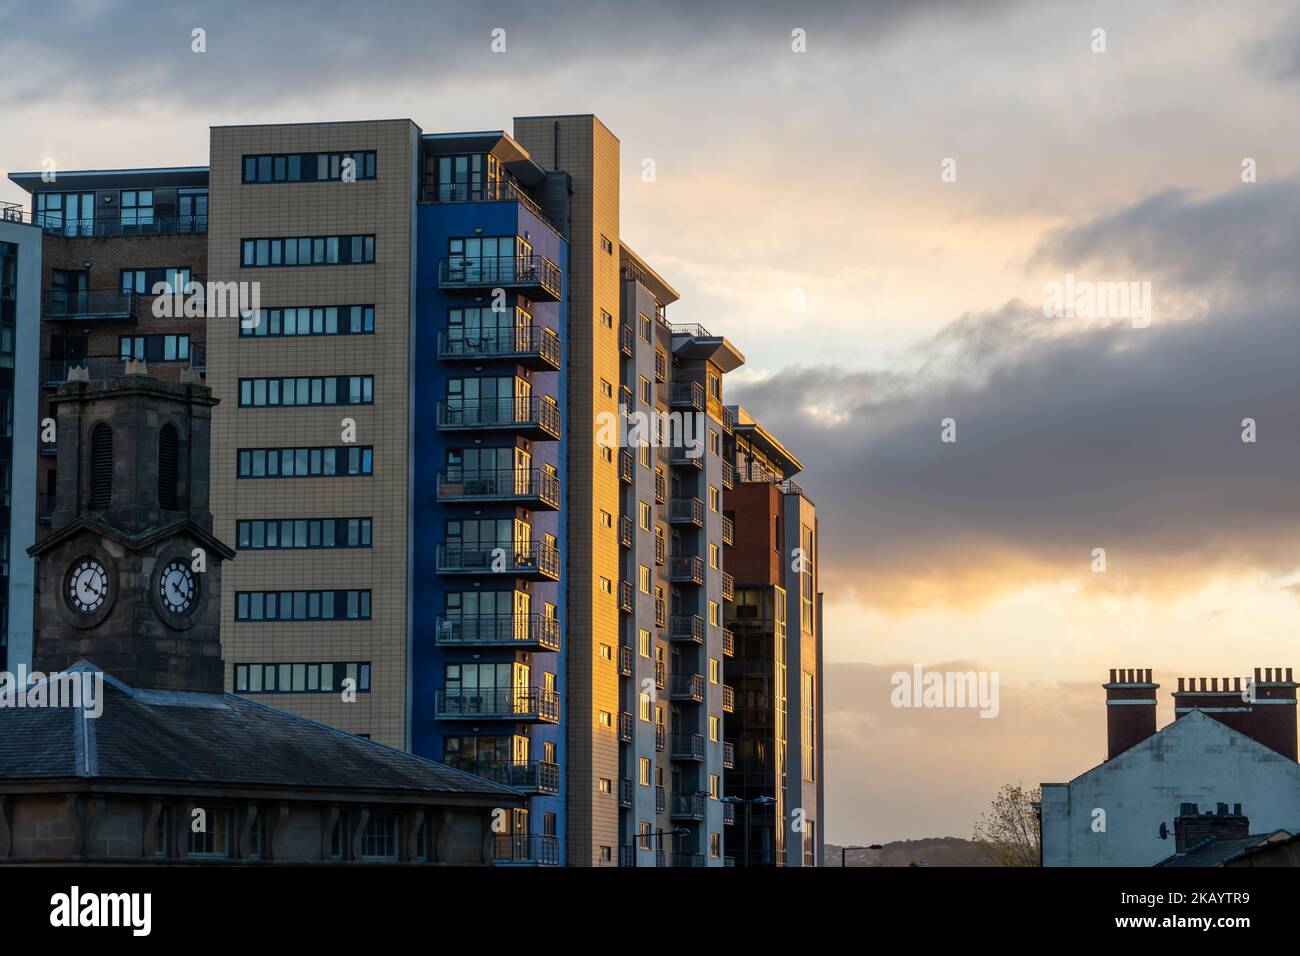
{"left": 1155, "top": 830, "right": 1296, "bottom": 867}
{"left": 0, "top": 661, "right": 519, "bottom": 799}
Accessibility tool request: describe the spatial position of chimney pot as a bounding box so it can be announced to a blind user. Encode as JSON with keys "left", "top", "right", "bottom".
{"left": 1255, "top": 667, "right": 1262, "bottom": 682}
{"left": 1109, "top": 668, "right": 1117, "bottom": 683}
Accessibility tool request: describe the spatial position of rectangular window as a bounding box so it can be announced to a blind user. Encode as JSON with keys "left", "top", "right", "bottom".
{"left": 639, "top": 564, "right": 651, "bottom": 594}
{"left": 118, "top": 333, "right": 190, "bottom": 363}
{"left": 235, "top": 661, "right": 369, "bottom": 694}
{"left": 242, "top": 151, "right": 377, "bottom": 183}
{"left": 638, "top": 628, "right": 652, "bottom": 658}
{"left": 234, "top": 592, "right": 372, "bottom": 622}
{"left": 241, "top": 234, "right": 375, "bottom": 268}
{"left": 186, "top": 809, "right": 230, "bottom": 858}
{"left": 236, "top": 446, "right": 373, "bottom": 478}
{"left": 361, "top": 814, "right": 398, "bottom": 860}
{"left": 240, "top": 305, "right": 374, "bottom": 338}
{"left": 236, "top": 517, "right": 371, "bottom": 551}
{"left": 639, "top": 757, "right": 652, "bottom": 786}
{"left": 238, "top": 375, "right": 372, "bottom": 407}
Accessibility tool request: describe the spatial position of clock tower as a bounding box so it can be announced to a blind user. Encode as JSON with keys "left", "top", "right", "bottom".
{"left": 29, "top": 363, "right": 234, "bottom": 692}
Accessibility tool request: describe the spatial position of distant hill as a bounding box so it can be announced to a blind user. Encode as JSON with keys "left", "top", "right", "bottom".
{"left": 826, "top": 838, "right": 990, "bottom": 867}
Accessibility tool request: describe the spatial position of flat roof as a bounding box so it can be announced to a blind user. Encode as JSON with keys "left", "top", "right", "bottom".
{"left": 9, "top": 167, "right": 209, "bottom": 193}
{"left": 620, "top": 241, "right": 680, "bottom": 305}
{"left": 729, "top": 404, "right": 805, "bottom": 476}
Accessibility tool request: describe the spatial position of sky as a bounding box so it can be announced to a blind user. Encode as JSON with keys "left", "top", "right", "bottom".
{"left": 2, "top": 0, "right": 1298, "bottom": 843}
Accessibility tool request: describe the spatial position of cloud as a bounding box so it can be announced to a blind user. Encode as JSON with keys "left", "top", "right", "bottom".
{"left": 732, "top": 178, "right": 1300, "bottom": 611}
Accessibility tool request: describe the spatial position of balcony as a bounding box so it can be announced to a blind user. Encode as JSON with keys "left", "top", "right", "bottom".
{"left": 435, "top": 541, "right": 560, "bottom": 580}
{"left": 670, "top": 673, "right": 704, "bottom": 703}
{"left": 669, "top": 446, "right": 703, "bottom": 471}
{"left": 436, "top": 396, "right": 561, "bottom": 441}
{"left": 438, "top": 254, "right": 562, "bottom": 302}
{"left": 620, "top": 712, "right": 634, "bottom": 743}
{"left": 619, "top": 644, "right": 633, "bottom": 677}
{"left": 723, "top": 802, "right": 736, "bottom": 824}
{"left": 620, "top": 324, "right": 633, "bottom": 357}
{"left": 670, "top": 614, "right": 704, "bottom": 645}
{"left": 435, "top": 613, "right": 560, "bottom": 651}
{"left": 722, "top": 627, "right": 735, "bottom": 657}
{"left": 437, "top": 326, "right": 561, "bottom": 371}
{"left": 668, "top": 554, "right": 704, "bottom": 586}
{"left": 721, "top": 572, "right": 735, "bottom": 601}
{"left": 654, "top": 529, "right": 666, "bottom": 566}
{"left": 654, "top": 597, "right": 667, "bottom": 628}
{"left": 722, "top": 684, "right": 735, "bottom": 713}
{"left": 42, "top": 289, "right": 138, "bottom": 322}
{"left": 34, "top": 213, "right": 208, "bottom": 238}
{"left": 618, "top": 580, "right": 634, "bottom": 613}
{"left": 654, "top": 349, "right": 667, "bottom": 383}
{"left": 654, "top": 659, "right": 666, "bottom": 689}
{"left": 723, "top": 741, "right": 735, "bottom": 769}
{"left": 435, "top": 686, "right": 560, "bottom": 723}
{"left": 436, "top": 468, "right": 560, "bottom": 511}
{"left": 670, "top": 381, "right": 705, "bottom": 411}
{"left": 721, "top": 515, "right": 734, "bottom": 546}
{"left": 721, "top": 459, "right": 734, "bottom": 491}
{"left": 42, "top": 354, "right": 202, "bottom": 389}
{"left": 619, "top": 777, "right": 633, "bottom": 808}
{"left": 669, "top": 497, "right": 704, "bottom": 527}
{"left": 721, "top": 405, "right": 734, "bottom": 435}
{"left": 619, "top": 449, "right": 634, "bottom": 483}
{"left": 671, "top": 733, "right": 704, "bottom": 761}
{"left": 451, "top": 760, "right": 560, "bottom": 795}
{"left": 671, "top": 793, "right": 706, "bottom": 822}
{"left": 619, "top": 514, "right": 633, "bottom": 548}
{"left": 422, "top": 179, "right": 560, "bottom": 234}
{"left": 655, "top": 785, "right": 666, "bottom": 813}
{"left": 619, "top": 384, "right": 634, "bottom": 411}
{"left": 654, "top": 469, "right": 666, "bottom": 504}
{"left": 655, "top": 724, "right": 666, "bottom": 752}
{"left": 492, "top": 833, "right": 561, "bottom": 866}
{"left": 672, "top": 852, "right": 706, "bottom": 868}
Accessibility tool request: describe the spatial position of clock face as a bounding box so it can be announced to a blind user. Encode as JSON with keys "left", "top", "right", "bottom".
{"left": 159, "top": 559, "right": 197, "bottom": 615}
{"left": 67, "top": 558, "right": 109, "bottom": 614}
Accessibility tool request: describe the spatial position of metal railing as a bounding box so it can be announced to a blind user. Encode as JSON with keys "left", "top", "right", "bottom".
{"left": 449, "top": 759, "right": 560, "bottom": 794}
{"left": 437, "top": 326, "right": 561, "bottom": 368}
{"left": 670, "top": 381, "right": 705, "bottom": 411}
{"left": 722, "top": 684, "right": 735, "bottom": 713}
{"left": 618, "top": 580, "right": 634, "bottom": 612}
{"left": 654, "top": 659, "right": 666, "bottom": 688}
{"left": 722, "top": 627, "right": 735, "bottom": 657}
{"left": 669, "top": 497, "right": 703, "bottom": 526}
{"left": 721, "top": 460, "right": 734, "bottom": 490}
{"left": 654, "top": 469, "right": 667, "bottom": 503}
{"left": 654, "top": 531, "right": 666, "bottom": 567}
{"left": 721, "top": 572, "right": 734, "bottom": 601}
{"left": 670, "top": 673, "right": 704, "bottom": 702}
{"left": 435, "top": 686, "right": 560, "bottom": 722}
{"left": 671, "top": 793, "right": 707, "bottom": 821}
{"left": 435, "top": 396, "right": 561, "bottom": 439}
{"left": 619, "top": 712, "right": 634, "bottom": 743}
{"left": 669, "top": 554, "right": 704, "bottom": 585}
{"left": 619, "top": 644, "right": 633, "bottom": 677}
{"left": 671, "top": 732, "right": 704, "bottom": 761}
{"left": 723, "top": 741, "right": 735, "bottom": 769}
{"left": 619, "top": 449, "right": 634, "bottom": 483}
{"left": 438, "top": 254, "right": 562, "bottom": 300}
{"left": 435, "top": 541, "right": 560, "bottom": 578}
{"left": 654, "top": 596, "right": 667, "bottom": 628}
{"left": 619, "top": 777, "right": 633, "bottom": 807}
{"left": 422, "top": 178, "right": 560, "bottom": 234}
{"left": 620, "top": 324, "right": 633, "bottom": 356}
{"left": 670, "top": 614, "right": 704, "bottom": 644}
{"left": 42, "top": 289, "right": 138, "bottom": 320}
{"left": 436, "top": 468, "right": 560, "bottom": 509}
{"left": 434, "top": 613, "right": 560, "bottom": 651}
{"left": 721, "top": 515, "right": 734, "bottom": 545}
{"left": 33, "top": 214, "right": 208, "bottom": 238}
{"left": 491, "top": 833, "right": 561, "bottom": 866}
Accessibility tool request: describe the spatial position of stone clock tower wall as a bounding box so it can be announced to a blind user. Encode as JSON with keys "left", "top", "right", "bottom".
{"left": 31, "top": 367, "right": 233, "bottom": 693}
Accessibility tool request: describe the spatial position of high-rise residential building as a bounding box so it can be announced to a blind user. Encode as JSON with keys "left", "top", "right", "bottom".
{"left": 722, "top": 407, "right": 824, "bottom": 866}
{"left": 0, "top": 204, "right": 41, "bottom": 669}
{"left": 6, "top": 112, "right": 822, "bottom": 867}
{"left": 5, "top": 166, "right": 210, "bottom": 656}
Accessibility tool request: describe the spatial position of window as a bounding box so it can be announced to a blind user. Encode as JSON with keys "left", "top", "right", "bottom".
{"left": 639, "top": 501, "right": 651, "bottom": 531}
{"left": 599, "top": 712, "right": 612, "bottom": 728}
{"left": 639, "top": 757, "right": 652, "bottom": 786}
{"left": 639, "top": 821, "right": 653, "bottom": 850}
{"left": 120, "top": 190, "right": 154, "bottom": 230}
{"left": 234, "top": 591, "right": 372, "bottom": 622}
{"left": 600, "top": 846, "right": 613, "bottom": 861}
{"left": 639, "top": 313, "right": 652, "bottom": 343}
{"left": 709, "top": 543, "right": 719, "bottom": 569}
{"left": 601, "top": 446, "right": 613, "bottom": 462}
{"left": 639, "top": 564, "right": 651, "bottom": 594}
{"left": 709, "top": 714, "right": 719, "bottom": 741}
{"left": 153, "top": 807, "right": 171, "bottom": 859}
{"left": 187, "top": 809, "right": 231, "bottom": 858}
{"left": 709, "top": 486, "right": 720, "bottom": 512}
{"left": 598, "top": 778, "right": 612, "bottom": 794}
{"left": 119, "top": 333, "right": 190, "bottom": 362}
{"left": 243, "top": 151, "right": 376, "bottom": 183}
{"left": 802, "top": 671, "right": 816, "bottom": 781}
{"left": 709, "top": 429, "right": 720, "bottom": 456}
{"left": 241, "top": 305, "right": 374, "bottom": 337}
{"left": 639, "top": 692, "right": 653, "bottom": 721}
{"left": 599, "top": 577, "right": 613, "bottom": 595}
{"left": 710, "top": 832, "right": 721, "bottom": 859}
{"left": 709, "top": 658, "right": 720, "bottom": 683}
{"left": 638, "top": 628, "right": 652, "bottom": 658}
{"left": 710, "top": 774, "right": 720, "bottom": 799}
{"left": 600, "top": 310, "right": 613, "bottom": 329}
{"left": 158, "top": 424, "right": 179, "bottom": 510}
{"left": 237, "top": 446, "right": 373, "bottom": 478}
{"left": 709, "top": 600, "right": 720, "bottom": 626}
{"left": 90, "top": 422, "right": 113, "bottom": 509}
{"left": 238, "top": 375, "right": 373, "bottom": 407}
{"left": 361, "top": 814, "right": 398, "bottom": 860}
{"left": 240, "top": 234, "right": 375, "bottom": 267}
{"left": 236, "top": 517, "right": 372, "bottom": 551}
{"left": 120, "top": 266, "right": 189, "bottom": 295}
{"left": 639, "top": 441, "right": 651, "bottom": 468}
{"left": 600, "top": 379, "right": 613, "bottom": 397}
{"left": 600, "top": 510, "right": 613, "bottom": 529}
{"left": 801, "top": 524, "right": 815, "bottom": 634}
{"left": 600, "top": 235, "right": 613, "bottom": 254}
{"left": 235, "top": 662, "right": 370, "bottom": 694}
{"left": 639, "top": 375, "right": 652, "bottom": 405}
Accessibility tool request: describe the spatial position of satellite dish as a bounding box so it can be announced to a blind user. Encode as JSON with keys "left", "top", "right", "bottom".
{"left": 1158, "top": 822, "right": 1169, "bottom": 840}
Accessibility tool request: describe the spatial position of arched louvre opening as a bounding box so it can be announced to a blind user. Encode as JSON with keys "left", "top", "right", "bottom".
{"left": 90, "top": 422, "right": 113, "bottom": 509}
{"left": 158, "top": 424, "right": 179, "bottom": 510}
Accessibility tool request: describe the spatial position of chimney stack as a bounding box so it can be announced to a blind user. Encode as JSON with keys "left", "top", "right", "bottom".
{"left": 1173, "top": 803, "right": 1250, "bottom": 853}
{"left": 1172, "top": 666, "right": 1297, "bottom": 761}
{"left": 1104, "top": 668, "right": 1158, "bottom": 760}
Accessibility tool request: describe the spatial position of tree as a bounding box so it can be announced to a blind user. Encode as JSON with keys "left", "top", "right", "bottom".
{"left": 972, "top": 782, "right": 1041, "bottom": 866}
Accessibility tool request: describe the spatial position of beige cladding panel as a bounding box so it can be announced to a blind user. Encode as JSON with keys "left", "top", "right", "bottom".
{"left": 515, "top": 114, "right": 622, "bottom": 865}
{"left": 208, "top": 121, "right": 415, "bottom": 749}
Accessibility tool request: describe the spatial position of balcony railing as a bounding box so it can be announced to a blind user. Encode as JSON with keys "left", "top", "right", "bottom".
{"left": 436, "top": 468, "right": 560, "bottom": 510}
{"left": 618, "top": 514, "right": 633, "bottom": 548}
{"left": 669, "top": 446, "right": 703, "bottom": 471}
{"left": 671, "top": 793, "right": 707, "bottom": 822}
{"left": 721, "top": 405, "right": 734, "bottom": 435}
{"left": 436, "top": 396, "right": 561, "bottom": 440}
{"left": 670, "top": 381, "right": 705, "bottom": 411}
{"left": 438, "top": 254, "right": 562, "bottom": 301}
{"left": 670, "top": 614, "right": 704, "bottom": 644}
{"left": 669, "top": 554, "right": 704, "bottom": 586}
{"left": 670, "top": 673, "right": 704, "bottom": 703}
{"left": 42, "top": 289, "right": 138, "bottom": 322}
{"left": 723, "top": 801, "right": 736, "bottom": 824}
{"left": 722, "top": 627, "right": 735, "bottom": 657}
{"left": 721, "top": 515, "right": 734, "bottom": 546}
{"left": 723, "top": 741, "right": 735, "bottom": 769}
{"left": 654, "top": 659, "right": 666, "bottom": 689}
{"left": 620, "top": 324, "right": 633, "bottom": 356}
{"left": 672, "top": 852, "right": 706, "bottom": 868}
{"left": 655, "top": 724, "right": 666, "bottom": 752}
{"left": 619, "top": 712, "right": 634, "bottom": 743}
{"left": 654, "top": 469, "right": 667, "bottom": 504}
{"left": 435, "top": 541, "right": 560, "bottom": 580}
{"left": 671, "top": 733, "right": 704, "bottom": 761}
{"left": 436, "top": 326, "right": 561, "bottom": 371}
{"left": 721, "top": 572, "right": 734, "bottom": 601}
{"left": 435, "top": 686, "right": 560, "bottom": 722}
{"left": 721, "top": 459, "right": 734, "bottom": 490}
{"left": 722, "top": 684, "right": 735, "bottom": 713}
{"left": 435, "top": 613, "right": 560, "bottom": 651}
{"left": 654, "top": 529, "right": 666, "bottom": 566}
{"left": 33, "top": 213, "right": 208, "bottom": 238}
{"left": 618, "top": 580, "right": 634, "bottom": 612}
{"left": 423, "top": 178, "right": 560, "bottom": 234}
{"left": 654, "top": 349, "right": 667, "bottom": 383}
{"left": 42, "top": 353, "right": 202, "bottom": 388}
{"left": 619, "top": 777, "right": 633, "bottom": 807}
{"left": 492, "top": 833, "right": 561, "bottom": 866}
{"left": 654, "top": 596, "right": 667, "bottom": 628}
{"left": 669, "top": 497, "right": 703, "bottom": 526}
{"left": 619, "top": 450, "right": 634, "bottom": 483}
{"left": 450, "top": 759, "right": 560, "bottom": 795}
{"left": 656, "top": 785, "right": 667, "bottom": 813}
{"left": 619, "top": 644, "right": 633, "bottom": 677}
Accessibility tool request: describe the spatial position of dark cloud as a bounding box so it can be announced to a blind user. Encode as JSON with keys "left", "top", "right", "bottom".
{"left": 733, "top": 178, "right": 1300, "bottom": 606}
